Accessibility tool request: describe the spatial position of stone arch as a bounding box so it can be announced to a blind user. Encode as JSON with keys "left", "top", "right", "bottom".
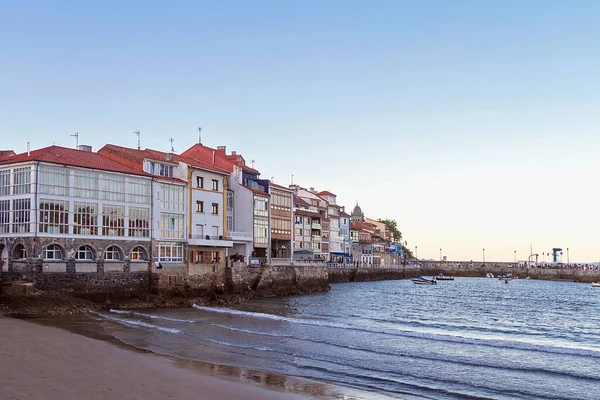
{"left": 43, "top": 243, "right": 65, "bottom": 260}
{"left": 75, "top": 244, "right": 96, "bottom": 260}
{"left": 12, "top": 243, "right": 28, "bottom": 259}
{"left": 104, "top": 245, "right": 124, "bottom": 261}
{"left": 129, "top": 246, "right": 148, "bottom": 261}
{"left": 0, "top": 243, "right": 7, "bottom": 271}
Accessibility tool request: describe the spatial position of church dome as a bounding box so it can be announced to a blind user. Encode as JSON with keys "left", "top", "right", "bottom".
{"left": 352, "top": 203, "right": 363, "bottom": 217}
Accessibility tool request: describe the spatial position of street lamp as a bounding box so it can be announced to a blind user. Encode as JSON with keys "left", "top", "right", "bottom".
{"left": 415, "top": 245, "right": 418, "bottom": 260}
{"left": 514, "top": 250, "right": 516, "bottom": 266}
{"left": 483, "top": 248, "right": 485, "bottom": 264}
{"left": 567, "top": 248, "right": 570, "bottom": 266}
{"left": 440, "top": 248, "right": 442, "bottom": 263}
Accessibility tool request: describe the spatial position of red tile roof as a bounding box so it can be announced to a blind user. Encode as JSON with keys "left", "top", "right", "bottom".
{"left": 294, "top": 197, "right": 311, "bottom": 207}
{"left": 269, "top": 182, "right": 294, "bottom": 192}
{"left": 181, "top": 144, "right": 261, "bottom": 175}
{"left": 350, "top": 221, "right": 377, "bottom": 231}
{"left": 0, "top": 150, "right": 16, "bottom": 161}
{"left": 0, "top": 145, "right": 150, "bottom": 177}
{"left": 340, "top": 212, "right": 350, "bottom": 217}
{"left": 317, "top": 190, "right": 336, "bottom": 197}
{"left": 295, "top": 209, "right": 323, "bottom": 218}
{"left": 242, "top": 185, "right": 270, "bottom": 197}
{"left": 99, "top": 144, "right": 230, "bottom": 175}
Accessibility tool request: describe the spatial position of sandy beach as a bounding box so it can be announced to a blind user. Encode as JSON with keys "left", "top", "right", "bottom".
{"left": 0, "top": 317, "right": 309, "bottom": 400}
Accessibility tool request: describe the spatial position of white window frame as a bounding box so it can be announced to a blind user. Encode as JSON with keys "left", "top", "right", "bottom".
{"left": 44, "top": 244, "right": 62, "bottom": 260}
{"left": 76, "top": 246, "right": 94, "bottom": 260}
{"left": 104, "top": 246, "right": 121, "bottom": 261}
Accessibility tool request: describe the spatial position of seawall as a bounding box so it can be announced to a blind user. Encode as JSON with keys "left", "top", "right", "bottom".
{"left": 421, "top": 261, "right": 600, "bottom": 283}
{"left": 328, "top": 266, "right": 421, "bottom": 283}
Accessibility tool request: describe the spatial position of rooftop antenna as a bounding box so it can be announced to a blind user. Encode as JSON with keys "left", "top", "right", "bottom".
{"left": 70, "top": 132, "right": 79, "bottom": 149}
{"left": 271, "top": 176, "right": 275, "bottom": 182}
{"left": 251, "top": 159, "right": 255, "bottom": 169}
{"left": 134, "top": 130, "right": 141, "bottom": 150}
{"left": 198, "top": 127, "right": 202, "bottom": 144}
{"left": 169, "top": 138, "right": 175, "bottom": 153}
{"left": 291, "top": 174, "right": 294, "bottom": 185}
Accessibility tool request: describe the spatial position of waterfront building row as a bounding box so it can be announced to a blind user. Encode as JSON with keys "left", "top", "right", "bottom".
{"left": 0, "top": 142, "right": 402, "bottom": 271}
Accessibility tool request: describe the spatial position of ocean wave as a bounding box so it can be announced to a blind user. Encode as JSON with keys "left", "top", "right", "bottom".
{"left": 193, "top": 305, "right": 600, "bottom": 358}
{"left": 209, "top": 323, "right": 600, "bottom": 381}
{"left": 109, "top": 309, "right": 196, "bottom": 323}
{"left": 92, "top": 312, "right": 182, "bottom": 334}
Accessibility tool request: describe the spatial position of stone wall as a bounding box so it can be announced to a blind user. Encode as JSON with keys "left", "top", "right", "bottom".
{"left": 2, "top": 257, "right": 150, "bottom": 293}
{"left": 428, "top": 262, "right": 600, "bottom": 283}
{"left": 228, "top": 264, "right": 329, "bottom": 295}
{"left": 328, "top": 266, "right": 421, "bottom": 283}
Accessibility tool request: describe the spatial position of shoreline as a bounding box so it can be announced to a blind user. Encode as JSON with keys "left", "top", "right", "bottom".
{"left": 1, "top": 316, "right": 368, "bottom": 400}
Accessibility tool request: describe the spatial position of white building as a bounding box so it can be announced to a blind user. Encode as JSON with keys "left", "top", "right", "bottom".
{"left": 0, "top": 145, "right": 155, "bottom": 273}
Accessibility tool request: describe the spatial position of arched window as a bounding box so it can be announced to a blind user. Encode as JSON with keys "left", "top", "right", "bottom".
{"left": 75, "top": 246, "right": 94, "bottom": 260}
{"left": 13, "top": 244, "right": 27, "bottom": 259}
{"left": 43, "top": 244, "right": 62, "bottom": 260}
{"left": 129, "top": 246, "right": 147, "bottom": 261}
{"left": 104, "top": 246, "right": 121, "bottom": 261}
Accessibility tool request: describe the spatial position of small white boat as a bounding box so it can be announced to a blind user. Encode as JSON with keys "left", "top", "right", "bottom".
{"left": 592, "top": 282, "right": 600, "bottom": 288}
{"left": 411, "top": 277, "right": 437, "bottom": 285}
{"left": 436, "top": 274, "right": 454, "bottom": 281}
{"left": 486, "top": 273, "right": 494, "bottom": 278}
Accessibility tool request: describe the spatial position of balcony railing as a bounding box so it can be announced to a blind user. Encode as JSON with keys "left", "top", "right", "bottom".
{"left": 311, "top": 223, "right": 322, "bottom": 229}
{"left": 190, "top": 234, "right": 226, "bottom": 241}
{"left": 227, "top": 231, "right": 253, "bottom": 241}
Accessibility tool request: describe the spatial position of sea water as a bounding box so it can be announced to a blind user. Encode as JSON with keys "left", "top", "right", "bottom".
{"left": 89, "top": 278, "right": 600, "bottom": 399}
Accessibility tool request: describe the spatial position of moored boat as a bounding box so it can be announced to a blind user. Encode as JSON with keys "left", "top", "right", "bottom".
{"left": 436, "top": 273, "right": 454, "bottom": 281}
{"left": 411, "top": 277, "right": 437, "bottom": 285}
{"left": 486, "top": 273, "right": 494, "bottom": 278}
{"left": 592, "top": 282, "right": 600, "bottom": 288}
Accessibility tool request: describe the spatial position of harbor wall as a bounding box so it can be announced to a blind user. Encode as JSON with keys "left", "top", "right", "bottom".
{"left": 328, "top": 266, "right": 421, "bottom": 283}
{"left": 422, "top": 261, "right": 600, "bottom": 283}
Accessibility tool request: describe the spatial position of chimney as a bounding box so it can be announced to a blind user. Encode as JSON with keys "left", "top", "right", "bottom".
{"left": 231, "top": 151, "right": 236, "bottom": 155}
{"left": 27, "top": 142, "right": 30, "bottom": 156}
{"left": 78, "top": 145, "right": 92, "bottom": 152}
{"left": 309, "top": 187, "right": 315, "bottom": 193}
{"left": 216, "top": 146, "right": 226, "bottom": 154}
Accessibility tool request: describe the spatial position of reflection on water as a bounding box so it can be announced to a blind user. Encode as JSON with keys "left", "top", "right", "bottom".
{"left": 29, "top": 314, "right": 378, "bottom": 400}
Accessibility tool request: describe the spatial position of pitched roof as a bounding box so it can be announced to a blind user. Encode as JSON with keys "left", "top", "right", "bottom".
{"left": 294, "top": 196, "right": 311, "bottom": 207}
{"left": 99, "top": 144, "right": 230, "bottom": 175}
{"left": 181, "top": 143, "right": 261, "bottom": 174}
{"left": 340, "top": 211, "right": 350, "bottom": 217}
{"left": 243, "top": 185, "right": 270, "bottom": 197}
{"left": 295, "top": 209, "right": 323, "bottom": 218}
{"left": 318, "top": 190, "right": 336, "bottom": 197}
{"left": 0, "top": 145, "right": 148, "bottom": 176}
{"left": 269, "top": 182, "right": 294, "bottom": 192}
{"left": 350, "top": 221, "right": 377, "bottom": 231}
{"left": 0, "top": 150, "right": 16, "bottom": 161}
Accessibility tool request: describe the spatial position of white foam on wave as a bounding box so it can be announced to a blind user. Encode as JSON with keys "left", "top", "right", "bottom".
{"left": 109, "top": 309, "right": 195, "bottom": 323}
{"left": 109, "top": 309, "right": 130, "bottom": 314}
{"left": 93, "top": 311, "right": 182, "bottom": 334}
{"left": 192, "top": 304, "right": 600, "bottom": 358}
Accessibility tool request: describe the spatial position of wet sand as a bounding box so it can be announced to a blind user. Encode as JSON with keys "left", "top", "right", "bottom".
{"left": 0, "top": 317, "right": 309, "bottom": 400}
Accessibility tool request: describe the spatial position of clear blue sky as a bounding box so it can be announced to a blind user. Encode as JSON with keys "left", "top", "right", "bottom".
{"left": 2, "top": 1, "right": 599, "bottom": 262}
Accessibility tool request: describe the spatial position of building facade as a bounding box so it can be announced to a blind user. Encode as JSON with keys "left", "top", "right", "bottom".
{"left": 269, "top": 183, "right": 293, "bottom": 261}
{"left": 0, "top": 146, "right": 153, "bottom": 275}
